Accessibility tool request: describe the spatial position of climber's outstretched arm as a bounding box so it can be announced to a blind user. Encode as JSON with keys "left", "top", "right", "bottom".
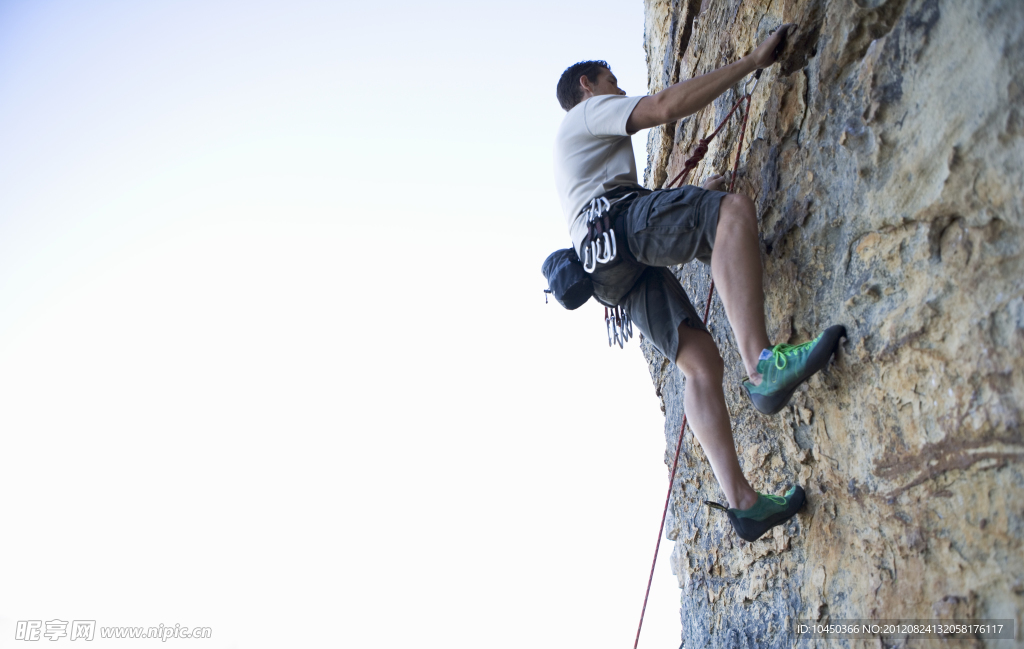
{"left": 625, "top": 24, "right": 794, "bottom": 134}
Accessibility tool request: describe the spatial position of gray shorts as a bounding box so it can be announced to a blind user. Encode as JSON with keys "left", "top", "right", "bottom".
{"left": 589, "top": 185, "right": 727, "bottom": 362}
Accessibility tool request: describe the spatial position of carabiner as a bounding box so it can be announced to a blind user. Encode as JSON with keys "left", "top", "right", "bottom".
{"left": 582, "top": 244, "right": 596, "bottom": 273}
{"left": 614, "top": 305, "right": 622, "bottom": 345}
{"left": 596, "top": 232, "right": 614, "bottom": 263}
{"left": 745, "top": 71, "right": 761, "bottom": 97}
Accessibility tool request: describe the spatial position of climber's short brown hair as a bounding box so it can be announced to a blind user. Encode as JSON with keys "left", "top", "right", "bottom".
{"left": 556, "top": 60, "right": 610, "bottom": 111}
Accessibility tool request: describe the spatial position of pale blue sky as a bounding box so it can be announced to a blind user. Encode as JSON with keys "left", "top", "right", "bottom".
{"left": 0, "top": 2, "right": 688, "bottom": 647}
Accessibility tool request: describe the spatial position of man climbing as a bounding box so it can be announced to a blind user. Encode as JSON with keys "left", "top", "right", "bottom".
{"left": 552, "top": 25, "right": 845, "bottom": 541}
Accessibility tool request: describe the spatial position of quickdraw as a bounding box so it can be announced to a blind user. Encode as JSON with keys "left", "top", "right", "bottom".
{"left": 605, "top": 305, "right": 633, "bottom": 348}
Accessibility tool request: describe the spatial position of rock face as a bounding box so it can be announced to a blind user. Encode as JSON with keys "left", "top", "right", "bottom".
{"left": 639, "top": 0, "right": 1024, "bottom": 645}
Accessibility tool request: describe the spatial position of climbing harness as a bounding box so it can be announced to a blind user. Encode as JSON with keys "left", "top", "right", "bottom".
{"left": 542, "top": 188, "right": 641, "bottom": 325}
{"left": 580, "top": 190, "right": 640, "bottom": 273}
{"left": 583, "top": 188, "right": 643, "bottom": 347}
{"left": 632, "top": 70, "right": 762, "bottom": 649}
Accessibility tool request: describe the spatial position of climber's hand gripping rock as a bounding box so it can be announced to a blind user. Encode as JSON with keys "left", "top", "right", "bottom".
{"left": 749, "top": 23, "right": 795, "bottom": 70}
{"left": 701, "top": 173, "right": 729, "bottom": 192}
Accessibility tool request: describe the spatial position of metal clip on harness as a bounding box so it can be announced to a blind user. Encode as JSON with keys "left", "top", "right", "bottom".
{"left": 582, "top": 193, "right": 636, "bottom": 348}
{"left": 605, "top": 305, "right": 633, "bottom": 348}
{"left": 581, "top": 196, "right": 615, "bottom": 273}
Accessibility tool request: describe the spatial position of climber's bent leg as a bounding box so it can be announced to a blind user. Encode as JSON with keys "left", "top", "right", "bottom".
{"left": 674, "top": 321, "right": 758, "bottom": 511}
{"left": 619, "top": 267, "right": 754, "bottom": 510}
{"left": 709, "top": 193, "right": 772, "bottom": 382}
{"left": 704, "top": 195, "right": 848, "bottom": 415}
{"left": 624, "top": 186, "right": 771, "bottom": 381}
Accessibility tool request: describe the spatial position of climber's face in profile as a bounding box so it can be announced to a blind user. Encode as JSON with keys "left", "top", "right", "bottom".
{"left": 581, "top": 67, "right": 627, "bottom": 99}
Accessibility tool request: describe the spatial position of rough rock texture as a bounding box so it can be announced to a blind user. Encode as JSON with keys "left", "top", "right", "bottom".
{"left": 639, "top": 0, "right": 1024, "bottom": 646}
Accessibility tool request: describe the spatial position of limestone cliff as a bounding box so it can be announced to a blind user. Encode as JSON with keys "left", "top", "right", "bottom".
{"left": 639, "top": 0, "right": 1024, "bottom": 645}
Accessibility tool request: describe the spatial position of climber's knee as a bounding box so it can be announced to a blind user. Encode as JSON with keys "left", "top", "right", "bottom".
{"left": 675, "top": 324, "right": 724, "bottom": 383}
{"left": 717, "top": 193, "right": 757, "bottom": 234}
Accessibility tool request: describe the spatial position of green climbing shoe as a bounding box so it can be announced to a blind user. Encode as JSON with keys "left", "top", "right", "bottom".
{"left": 707, "top": 486, "right": 806, "bottom": 542}
{"left": 742, "top": 325, "right": 847, "bottom": 415}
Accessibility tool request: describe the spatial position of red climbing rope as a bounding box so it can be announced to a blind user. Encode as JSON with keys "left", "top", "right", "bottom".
{"left": 632, "top": 75, "right": 758, "bottom": 649}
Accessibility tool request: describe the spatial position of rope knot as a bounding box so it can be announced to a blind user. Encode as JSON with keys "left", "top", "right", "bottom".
{"left": 679, "top": 137, "right": 712, "bottom": 176}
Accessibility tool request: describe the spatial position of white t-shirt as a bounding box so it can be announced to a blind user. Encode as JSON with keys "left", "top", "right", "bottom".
{"left": 553, "top": 94, "right": 644, "bottom": 253}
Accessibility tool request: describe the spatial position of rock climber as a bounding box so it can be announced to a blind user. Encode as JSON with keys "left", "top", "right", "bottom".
{"left": 552, "top": 25, "right": 845, "bottom": 541}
